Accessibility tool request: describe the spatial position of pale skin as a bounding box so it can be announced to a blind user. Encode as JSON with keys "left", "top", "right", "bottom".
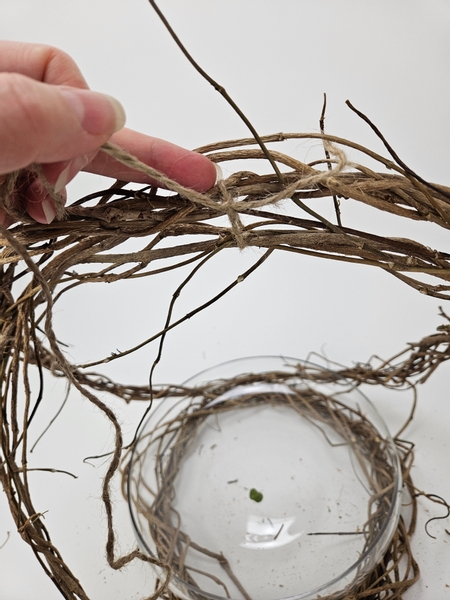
{"left": 0, "top": 41, "right": 218, "bottom": 226}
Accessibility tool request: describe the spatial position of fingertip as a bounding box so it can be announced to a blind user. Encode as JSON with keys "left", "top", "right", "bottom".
{"left": 174, "top": 152, "right": 219, "bottom": 192}
{"left": 86, "top": 129, "right": 219, "bottom": 192}
{"left": 0, "top": 74, "right": 126, "bottom": 170}
{"left": 60, "top": 88, "right": 126, "bottom": 136}
{"left": 26, "top": 178, "right": 65, "bottom": 224}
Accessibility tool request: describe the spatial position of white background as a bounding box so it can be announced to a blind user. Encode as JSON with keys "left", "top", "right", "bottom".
{"left": 1, "top": 1, "right": 450, "bottom": 598}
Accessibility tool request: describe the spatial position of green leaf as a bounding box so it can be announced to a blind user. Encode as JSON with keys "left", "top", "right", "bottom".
{"left": 249, "top": 488, "right": 263, "bottom": 502}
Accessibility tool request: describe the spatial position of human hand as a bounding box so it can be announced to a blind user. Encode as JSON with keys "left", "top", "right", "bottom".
{"left": 0, "top": 41, "right": 218, "bottom": 226}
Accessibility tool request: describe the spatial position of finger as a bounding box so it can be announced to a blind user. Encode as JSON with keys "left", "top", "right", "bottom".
{"left": 18, "top": 153, "right": 93, "bottom": 224}
{"left": 0, "top": 41, "right": 106, "bottom": 225}
{"left": 85, "top": 128, "right": 218, "bottom": 192}
{"left": 0, "top": 169, "right": 64, "bottom": 226}
{"left": 19, "top": 150, "right": 100, "bottom": 224}
{"left": 41, "top": 153, "right": 94, "bottom": 192}
{"left": 0, "top": 41, "right": 89, "bottom": 88}
{"left": 24, "top": 179, "right": 67, "bottom": 224}
{"left": 0, "top": 73, "right": 126, "bottom": 174}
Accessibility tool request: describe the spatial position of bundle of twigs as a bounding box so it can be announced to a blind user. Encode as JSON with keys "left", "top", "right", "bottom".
{"left": 4, "top": 122, "right": 450, "bottom": 294}
{"left": 1, "top": 112, "right": 450, "bottom": 598}
{"left": 1, "top": 0, "right": 450, "bottom": 597}
{"left": 1, "top": 124, "right": 450, "bottom": 599}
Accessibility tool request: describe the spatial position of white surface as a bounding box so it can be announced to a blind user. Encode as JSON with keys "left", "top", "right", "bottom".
{"left": 1, "top": 1, "right": 450, "bottom": 598}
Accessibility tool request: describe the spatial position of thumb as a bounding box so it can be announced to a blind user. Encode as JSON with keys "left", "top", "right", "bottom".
{"left": 0, "top": 72, "right": 126, "bottom": 174}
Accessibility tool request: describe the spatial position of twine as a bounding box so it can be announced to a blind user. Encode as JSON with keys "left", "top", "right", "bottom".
{"left": 0, "top": 139, "right": 347, "bottom": 246}
{"left": 99, "top": 139, "right": 350, "bottom": 249}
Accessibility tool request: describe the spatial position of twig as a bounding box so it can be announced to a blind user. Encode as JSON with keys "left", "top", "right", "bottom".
{"left": 147, "top": 0, "right": 284, "bottom": 184}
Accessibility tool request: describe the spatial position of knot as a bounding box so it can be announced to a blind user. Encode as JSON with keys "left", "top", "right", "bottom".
{"left": 217, "top": 180, "right": 246, "bottom": 249}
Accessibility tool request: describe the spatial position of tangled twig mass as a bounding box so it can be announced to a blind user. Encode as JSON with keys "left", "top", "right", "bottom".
{"left": 1, "top": 128, "right": 450, "bottom": 599}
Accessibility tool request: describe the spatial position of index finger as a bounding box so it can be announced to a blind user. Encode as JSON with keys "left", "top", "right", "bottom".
{"left": 0, "top": 40, "right": 89, "bottom": 88}
{"left": 85, "top": 128, "right": 218, "bottom": 192}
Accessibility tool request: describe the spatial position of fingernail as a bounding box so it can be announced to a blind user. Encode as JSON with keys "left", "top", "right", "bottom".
{"left": 41, "top": 198, "right": 57, "bottom": 224}
{"left": 54, "top": 155, "right": 90, "bottom": 193}
{"left": 27, "top": 179, "right": 58, "bottom": 224}
{"left": 60, "top": 88, "right": 126, "bottom": 135}
{"left": 214, "top": 163, "right": 223, "bottom": 184}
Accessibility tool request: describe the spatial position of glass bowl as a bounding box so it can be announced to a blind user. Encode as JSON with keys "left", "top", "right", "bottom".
{"left": 127, "top": 356, "right": 402, "bottom": 600}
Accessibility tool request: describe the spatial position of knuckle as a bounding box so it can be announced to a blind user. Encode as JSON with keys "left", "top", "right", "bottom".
{"left": 34, "top": 44, "right": 88, "bottom": 88}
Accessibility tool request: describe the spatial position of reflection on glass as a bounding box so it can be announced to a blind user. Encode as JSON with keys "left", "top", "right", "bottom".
{"left": 242, "top": 515, "right": 302, "bottom": 550}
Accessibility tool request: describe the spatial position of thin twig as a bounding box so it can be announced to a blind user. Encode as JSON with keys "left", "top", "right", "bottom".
{"left": 147, "top": 0, "right": 284, "bottom": 184}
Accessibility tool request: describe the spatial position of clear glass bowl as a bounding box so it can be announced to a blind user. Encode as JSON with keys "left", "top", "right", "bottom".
{"left": 128, "top": 356, "right": 402, "bottom": 600}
